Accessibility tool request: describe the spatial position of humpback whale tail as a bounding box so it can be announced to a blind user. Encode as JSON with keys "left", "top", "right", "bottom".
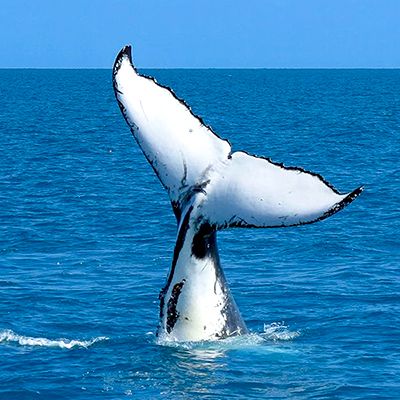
{"left": 113, "top": 45, "right": 362, "bottom": 229}
{"left": 113, "top": 45, "right": 363, "bottom": 341}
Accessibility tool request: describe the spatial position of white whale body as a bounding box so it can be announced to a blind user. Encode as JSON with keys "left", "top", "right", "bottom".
{"left": 113, "top": 45, "right": 363, "bottom": 342}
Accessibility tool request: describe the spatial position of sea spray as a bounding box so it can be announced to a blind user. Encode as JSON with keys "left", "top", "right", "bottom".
{"left": 0, "top": 330, "right": 108, "bottom": 349}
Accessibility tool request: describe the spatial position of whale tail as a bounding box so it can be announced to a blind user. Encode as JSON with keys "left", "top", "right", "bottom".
{"left": 113, "top": 45, "right": 363, "bottom": 229}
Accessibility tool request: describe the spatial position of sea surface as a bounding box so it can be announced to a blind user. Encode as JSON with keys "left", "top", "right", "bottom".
{"left": 0, "top": 68, "right": 399, "bottom": 399}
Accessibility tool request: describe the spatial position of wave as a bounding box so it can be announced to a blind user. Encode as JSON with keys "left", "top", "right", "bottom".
{"left": 0, "top": 329, "right": 108, "bottom": 349}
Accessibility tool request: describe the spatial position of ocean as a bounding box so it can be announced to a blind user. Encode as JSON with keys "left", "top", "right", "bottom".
{"left": 0, "top": 68, "right": 399, "bottom": 399}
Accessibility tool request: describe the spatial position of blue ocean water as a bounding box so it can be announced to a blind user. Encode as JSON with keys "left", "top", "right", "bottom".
{"left": 0, "top": 68, "right": 399, "bottom": 399}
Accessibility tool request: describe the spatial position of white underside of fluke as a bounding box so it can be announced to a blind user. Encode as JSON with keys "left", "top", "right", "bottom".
{"left": 112, "top": 45, "right": 363, "bottom": 342}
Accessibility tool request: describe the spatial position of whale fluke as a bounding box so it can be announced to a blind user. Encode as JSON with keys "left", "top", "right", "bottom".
{"left": 113, "top": 45, "right": 231, "bottom": 208}
{"left": 113, "top": 46, "right": 362, "bottom": 228}
{"left": 113, "top": 45, "right": 363, "bottom": 341}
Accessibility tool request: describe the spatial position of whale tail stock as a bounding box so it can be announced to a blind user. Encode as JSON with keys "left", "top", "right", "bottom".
{"left": 113, "top": 45, "right": 363, "bottom": 231}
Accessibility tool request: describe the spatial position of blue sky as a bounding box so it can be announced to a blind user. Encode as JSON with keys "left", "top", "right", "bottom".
{"left": 1, "top": 0, "right": 399, "bottom": 68}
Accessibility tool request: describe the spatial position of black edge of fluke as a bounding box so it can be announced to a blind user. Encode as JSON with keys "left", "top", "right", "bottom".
{"left": 319, "top": 185, "right": 364, "bottom": 221}
{"left": 297, "top": 185, "right": 364, "bottom": 226}
{"left": 112, "top": 44, "right": 232, "bottom": 151}
{"left": 113, "top": 44, "right": 133, "bottom": 77}
{"left": 112, "top": 45, "right": 171, "bottom": 196}
{"left": 122, "top": 45, "right": 132, "bottom": 62}
{"left": 225, "top": 185, "right": 364, "bottom": 229}
{"left": 238, "top": 150, "right": 343, "bottom": 195}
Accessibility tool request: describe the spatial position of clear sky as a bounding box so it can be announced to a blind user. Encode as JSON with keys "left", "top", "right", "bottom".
{"left": 1, "top": 0, "right": 399, "bottom": 68}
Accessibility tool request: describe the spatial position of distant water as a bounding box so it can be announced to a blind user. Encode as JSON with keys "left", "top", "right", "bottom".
{"left": 0, "top": 68, "right": 399, "bottom": 399}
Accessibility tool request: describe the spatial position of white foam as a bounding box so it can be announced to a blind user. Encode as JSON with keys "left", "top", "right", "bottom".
{"left": 262, "top": 322, "right": 300, "bottom": 341}
{"left": 156, "top": 321, "right": 300, "bottom": 349}
{"left": 0, "top": 329, "right": 108, "bottom": 349}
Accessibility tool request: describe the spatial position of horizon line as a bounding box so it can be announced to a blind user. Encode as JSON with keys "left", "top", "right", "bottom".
{"left": 1, "top": 66, "right": 400, "bottom": 70}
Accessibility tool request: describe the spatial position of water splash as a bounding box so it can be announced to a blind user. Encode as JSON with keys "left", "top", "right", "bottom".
{"left": 0, "top": 329, "right": 108, "bottom": 349}
{"left": 262, "top": 322, "right": 300, "bottom": 341}
{"left": 156, "top": 321, "right": 300, "bottom": 349}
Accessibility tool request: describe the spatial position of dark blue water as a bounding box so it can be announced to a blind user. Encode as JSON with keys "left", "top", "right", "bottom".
{"left": 0, "top": 68, "right": 399, "bottom": 399}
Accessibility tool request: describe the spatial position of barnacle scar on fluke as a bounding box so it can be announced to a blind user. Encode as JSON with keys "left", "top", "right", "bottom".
{"left": 112, "top": 45, "right": 363, "bottom": 342}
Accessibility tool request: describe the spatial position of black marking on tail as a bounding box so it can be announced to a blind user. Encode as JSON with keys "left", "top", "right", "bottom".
{"left": 191, "top": 222, "right": 216, "bottom": 259}
{"left": 171, "top": 201, "right": 181, "bottom": 222}
{"left": 158, "top": 206, "right": 193, "bottom": 327}
{"left": 166, "top": 279, "right": 186, "bottom": 333}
